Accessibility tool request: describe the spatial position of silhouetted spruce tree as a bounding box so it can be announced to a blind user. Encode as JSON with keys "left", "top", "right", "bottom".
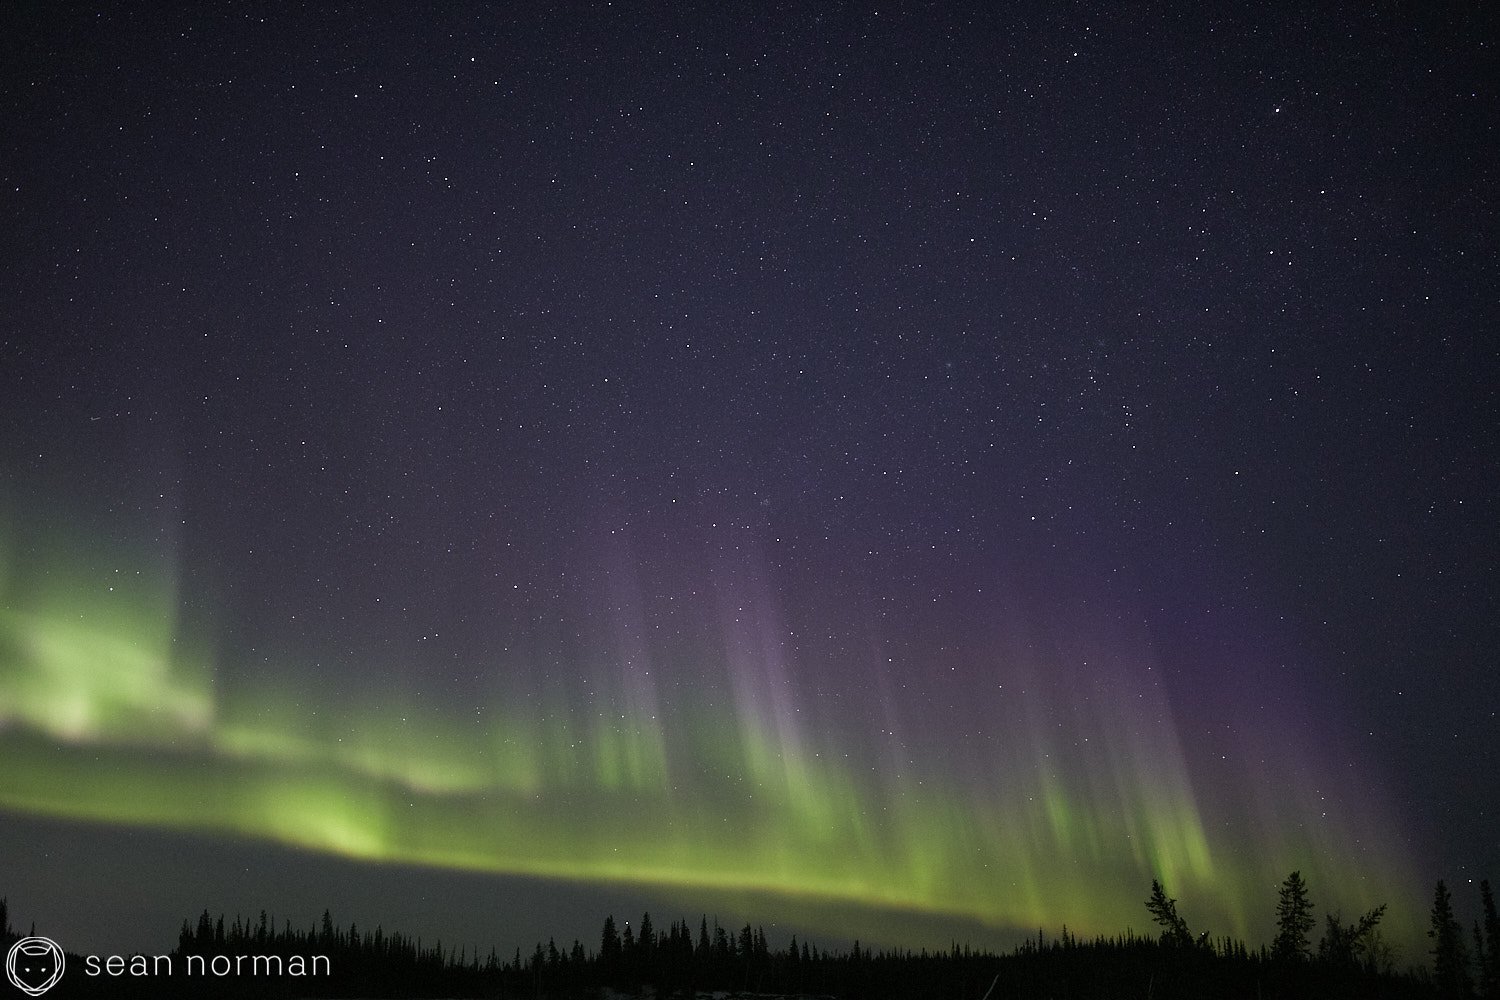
{"left": 1317, "top": 904, "right": 1387, "bottom": 969}
{"left": 712, "top": 919, "right": 732, "bottom": 984}
{"left": 738, "top": 923, "right": 755, "bottom": 990}
{"left": 1482, "top": 880, "right": 1500, "bottom": 1000}
{"left": 1273, "top": 870, "right": 1315, "bottom": 961}
{"left": 738, "top": 922, "right": 754, "bottom": 957}
{"left": 600, "top": 913, "right": 622, "bottom": 982}
{"left": 529, "top": 941, "right": 546, "bottom": 994}
{"left": 1146, "top": 878, "right": 1193, "bottom": 947}
{"left": 621, "top": 920, "right": 639, "bottom": 988}
{"left": 1430, "top": 879, "right": 1474, "bottom": 998}
{"left": 638, "top": 910, "right": 655, "bottom": 970}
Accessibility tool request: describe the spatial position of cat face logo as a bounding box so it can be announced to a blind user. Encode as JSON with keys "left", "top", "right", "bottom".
{"left": 5, "top": 937, "right": 65, "bottom": 996}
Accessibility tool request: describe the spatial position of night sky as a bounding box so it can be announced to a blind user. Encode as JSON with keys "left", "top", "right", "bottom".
{"left": 2, "top": 2, "right": 1496, "bottom": 963}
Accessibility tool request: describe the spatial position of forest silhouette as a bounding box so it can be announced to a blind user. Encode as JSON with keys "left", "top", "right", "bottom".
{"left": 4, "top": 874, "right": 1498, "bottom": 998}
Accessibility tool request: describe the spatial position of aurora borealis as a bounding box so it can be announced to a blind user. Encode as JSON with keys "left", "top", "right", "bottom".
{"left": 0, "top": 504, "right": 1416, "bottom": 947}
{"left": 2, "top": 1, "right": 1495, "bottom": 965}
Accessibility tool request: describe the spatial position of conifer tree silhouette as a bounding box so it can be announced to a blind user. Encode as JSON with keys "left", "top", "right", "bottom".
{"left": 1317, "top": 904, "right": 1386, "bottom": 969}
{"left": 1272, "top": 870, "right": 1315, "bottom": 961}
{"left": 1430, "top": 879, "right": 1473, "bottom": 998}
{"left": 1145, "top": 879, "right": 1193, "bottom": 947}
{"left": 638, "top": 911, "right": 655, "bottom": 968}
{"left": 600, "top": 913, "right": 622, "bottom": 983}
{"left": 1481, "top": 880, "right": 1500, "bottom": 1000}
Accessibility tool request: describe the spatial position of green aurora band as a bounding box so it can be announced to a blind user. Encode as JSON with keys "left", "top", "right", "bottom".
{"left": 0, "top": 513, "right": 1420, "bottom": 949}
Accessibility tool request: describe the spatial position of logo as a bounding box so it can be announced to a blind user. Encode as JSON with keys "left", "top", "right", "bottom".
{"left": 6, "top": 937, "right": 65, "bottom": 996}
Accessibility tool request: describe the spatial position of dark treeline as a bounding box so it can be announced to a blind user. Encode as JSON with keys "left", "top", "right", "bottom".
{"left": 5, "top": 874, "right": 1499, "bottom": 999}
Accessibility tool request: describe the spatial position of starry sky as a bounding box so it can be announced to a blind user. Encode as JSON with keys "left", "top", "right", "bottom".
{"left": 1, "top": 1, "right": 1496, "bottom": 963}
